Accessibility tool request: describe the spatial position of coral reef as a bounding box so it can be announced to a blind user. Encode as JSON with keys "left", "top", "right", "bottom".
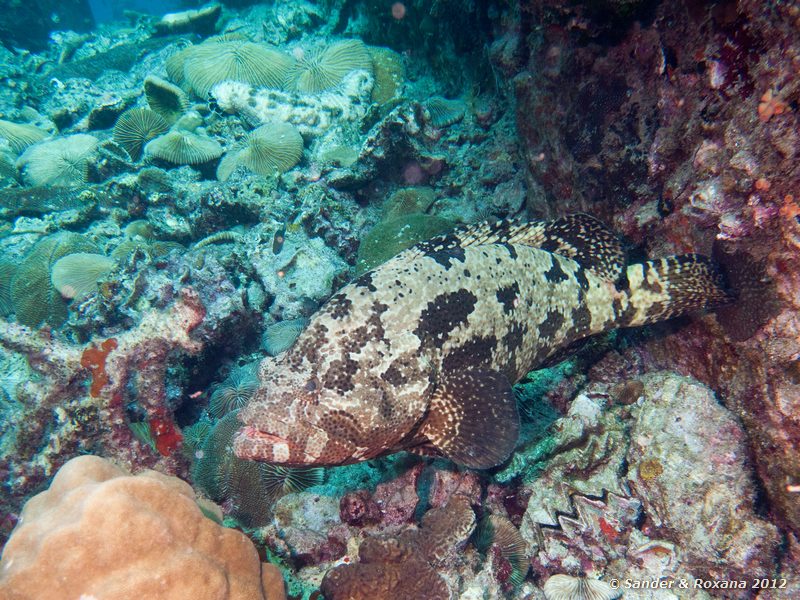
{"left": 626, "top": 373, "right": 779, "bottom": 581}
{"left": 16, "top": 135, "right": 99, "bottom": 188}
{"left": 0, "top": 0, "right": 798, "bottom": 597}
{"left": 10, "top": 232, "right": 99, "bottom": 328}
{"left": 113, "top": 108, "right": 169, "bottom": 161}
{"left": 217, "top": 122, "right": 304, "bottom": 181}
{"left": 0, "top": 287, "right": 207, "bottom": 538}
{"left": 504, "top": 0, "right": 800, "bottom": 556}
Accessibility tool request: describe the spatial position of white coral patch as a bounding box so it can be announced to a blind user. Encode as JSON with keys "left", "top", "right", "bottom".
{"left": 211, "top": 81, "right": 254, "bottom": 114}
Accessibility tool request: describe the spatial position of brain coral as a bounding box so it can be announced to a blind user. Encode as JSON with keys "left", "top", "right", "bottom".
{"left": 0, "top": 455, "right": 286, "bottom": 600}
{"left": 16, "top": 134, "right": 98, "bottom": 187}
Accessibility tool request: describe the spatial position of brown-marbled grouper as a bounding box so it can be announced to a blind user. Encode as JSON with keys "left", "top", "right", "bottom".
{"left": 234, "top": 214, "right": 732, "bottom": 469}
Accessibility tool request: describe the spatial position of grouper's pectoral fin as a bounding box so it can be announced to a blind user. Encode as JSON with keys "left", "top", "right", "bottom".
{"left": 419, "top": 368, "right": 520, "bottom": 469}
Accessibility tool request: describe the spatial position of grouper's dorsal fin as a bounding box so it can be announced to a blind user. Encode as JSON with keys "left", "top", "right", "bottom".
{"left": 420, "top": 368, "right": 519, "bottom": 469}
{"left": 431, "top": 213, "right": 626, "bottom": 282}
{"left": 539, "top": 214, "right": 627, "bottom": 283}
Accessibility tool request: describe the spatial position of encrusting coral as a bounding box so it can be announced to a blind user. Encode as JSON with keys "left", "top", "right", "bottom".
{"left": 355, "top": 212, "right": 454, "bottom": 275}
{"left": 321, "top": 494, "right": 475, "bottom": 599}
{"left": 367, "top": 46, "right": 405, "bottom": 106}
{"left": 0, "top": 455, "right": 286, "bottom": 600}
{"left": 0, "top": 287, "right": 206, "bottom": 486}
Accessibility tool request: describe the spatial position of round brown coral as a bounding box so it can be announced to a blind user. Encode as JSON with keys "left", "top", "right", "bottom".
{"left": 0, "top": 455, "right": 285, "bottom": 600}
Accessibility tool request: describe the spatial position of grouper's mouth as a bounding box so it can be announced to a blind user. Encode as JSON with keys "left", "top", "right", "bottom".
{"left": 233, "top": 425, "right": 306, "bottom": 464}
{"left": 233, "top": 420, "right": 360, "bottom": 466}
{"left": 239, "top": 425, "right": 287, "bottom": 445}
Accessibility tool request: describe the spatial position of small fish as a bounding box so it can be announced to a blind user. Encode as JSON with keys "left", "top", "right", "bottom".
{"left": 272, "top": 224, "right": 286, "bottom": 255}
{"left": 234, "top": 215, "right": 732, "bottom": 469}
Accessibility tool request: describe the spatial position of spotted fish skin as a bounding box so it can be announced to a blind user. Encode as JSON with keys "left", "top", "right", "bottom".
{"left": 234, "top": 215, "right": 731, "bottom": 469}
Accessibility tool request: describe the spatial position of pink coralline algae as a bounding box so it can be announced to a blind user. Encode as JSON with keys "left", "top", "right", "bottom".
{"left": 321, "top": 495, "right": 475, "bottom": 600}
{"left": 0, "top": 287, "right": 206, "bottom": 543}
{"left": 339, "top": 490, "right": 382, "bottom": 527}
{"left": 506, "top": 0, "right": 800, "bottom": 546}
{"left": 369, "top": 462, "right": 424, "bottom": 525}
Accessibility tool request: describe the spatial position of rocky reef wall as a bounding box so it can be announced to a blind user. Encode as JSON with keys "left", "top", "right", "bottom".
{"left": 502, "top": 0, "right": 800, "bottom": 543}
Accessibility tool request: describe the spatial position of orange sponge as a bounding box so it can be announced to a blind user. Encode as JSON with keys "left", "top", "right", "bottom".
{"left": 0, "top": 455, "right": 285, "bottom": 600}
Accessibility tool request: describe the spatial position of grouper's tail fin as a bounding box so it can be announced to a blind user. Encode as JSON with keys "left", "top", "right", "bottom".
{"left": 620, "top": 254, "right": 734, "bottom": 328}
